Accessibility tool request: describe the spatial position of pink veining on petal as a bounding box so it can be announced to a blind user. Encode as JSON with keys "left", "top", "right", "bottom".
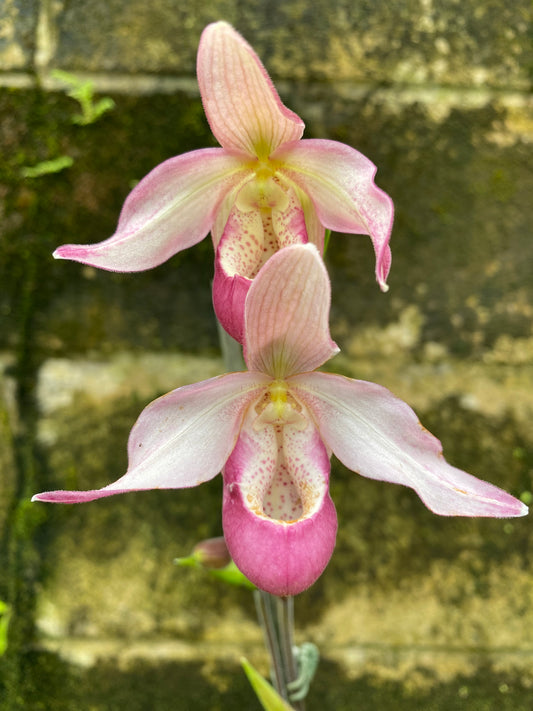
{"left": 197, "top": 21, "right": 304, "bottom": 158}
{"left": 273, "top": 139, "right": 394, "bottom": 291}
{"left": 244, "top": 244, "right": 339, "bottom": 378}
{"left": 291, "top": 372, "right": 528, "bottom": 518}
{"left": 32, "top": 372, "right": 268, "bottom": 504}
{"left": 54, "top": 149, "right": 246, "bottom": 272}
{"left": 222, "top": 404, "right": 337, "bottom": 595}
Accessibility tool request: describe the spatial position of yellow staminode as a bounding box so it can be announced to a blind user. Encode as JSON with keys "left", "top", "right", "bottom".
{"left": 236, "top": 174, "right": 290, "bottom": 213}
{"left": 253, "top": 381, "right": 307, "bottom": 430}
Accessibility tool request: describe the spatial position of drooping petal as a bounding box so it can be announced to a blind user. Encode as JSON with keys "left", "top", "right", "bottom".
{"left": 213, "top": 180, "right": 309, "bottom": 342}
{"left": 291, "top": 372, "right": 528, "bottom": 518}
{"left": 273, "top": 139, "right": 394, "bottom": 290}
{"left": 244, "top": 244, "right": 339, "bottom": 378}
{"left": 54, "top": 149, "right": 247, "bottom": 271}
{"left": 197, "top": 22, "right": 304, "bottom": 159}
{"left": 222, "top": 404, "right": 337, "bottom": 595}
{"left": 32, "top": 372, "right": 268, "bottom": 503}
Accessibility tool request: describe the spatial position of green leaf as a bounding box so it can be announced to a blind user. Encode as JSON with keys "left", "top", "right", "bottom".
{"left": 51, "top": 70, "right": 115, "bottom": 125}
{"left": 174, "top": 556, "right": 256, "bottom": 590}
{"left": 241, "top": 658, "right": 295, "bottom": 711}
{"left": 209, "top": 561, "right": 256, "bottom": 589}
{"left": 0, "top": 600, "right": 11, "bottom": 656}
{"left": 21, "top": 156, "right": 74, "bottom": 178}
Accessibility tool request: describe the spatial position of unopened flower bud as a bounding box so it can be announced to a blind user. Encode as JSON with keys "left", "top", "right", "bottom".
{"left": 192, "top": 536, "right": 232, "bottom": 569}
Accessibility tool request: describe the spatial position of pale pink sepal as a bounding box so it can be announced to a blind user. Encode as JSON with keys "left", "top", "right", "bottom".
{"left": 53, "top": 149, "right": 246, "bottom": 272}
{"left": 197, "top": 22, "right": 304, "bottom": 158}
{"left": 244, "top": 244, "right": 339, "bottom": 378}
{"left": 291, "top": 372, "right": 528, "bottom": 518}
{"left": 222, "top": 408, "right": 337, "bottom": 595}
{"left": 274, "top": 139, "right": 394, "bottom": 290}
{"left": 32, "top": 372, "right": 268, "bottom": 504}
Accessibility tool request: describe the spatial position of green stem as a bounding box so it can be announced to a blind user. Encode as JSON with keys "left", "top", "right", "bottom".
{"left": 277, "top": 596, "right": 306, "bottom": 711}
{"left": 254, "top": 590, "right": 287, "bottom": 698}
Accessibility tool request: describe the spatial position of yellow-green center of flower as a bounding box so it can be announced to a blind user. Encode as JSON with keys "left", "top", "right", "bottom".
{"left": 253, "top": 380, "right": 307, "bottom": 430}
{"left": 236, "top": 173, "right": 289, "bottom": 214}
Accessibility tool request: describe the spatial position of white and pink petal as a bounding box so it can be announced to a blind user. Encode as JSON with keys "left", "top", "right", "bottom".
{"left": 273, "top": 139, "right": 394, "bottom": 290}
{"left": 32, "top": 372, "right": 268, "bottom": 503}
{"left": 54, "top": 149, "right": 247, "bottom": 272}
{"left": 291, "top": 372, "right": 528, "bottom": 518}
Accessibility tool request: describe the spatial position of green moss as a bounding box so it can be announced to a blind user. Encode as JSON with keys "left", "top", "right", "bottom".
{"left": 0, "top": 87, "right": 218, "bottom": 359}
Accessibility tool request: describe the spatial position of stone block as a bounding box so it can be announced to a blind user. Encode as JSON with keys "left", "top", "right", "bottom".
{"left": 40, "top": 1, "right": 533, "bottom": 91}
{"left": 47, "top": 0, "right": 239, "bottom": 74}
{"left": 0, "top": 0, "right": 38, "bottom": 71}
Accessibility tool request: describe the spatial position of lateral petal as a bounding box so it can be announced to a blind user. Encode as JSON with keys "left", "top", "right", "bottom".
{"left": 222, "top": 405, "right": 337, "bottom": 595}
{"left": 244, "top": 244, "right": 339, "bottom": 378}
{"left": 197, "top": 22, "right": 304, "bottom": 158}
{"left": 32, "top": 372, "right": 268, "bottom": 503}
{"left": 274, "top": 139, "right": 394, "bottom": 290}
{"left": 54, "top": 149, "right": 247, "bottom": 271}
{"left": 291, "top": 372, "right": 528, "bottom": 518}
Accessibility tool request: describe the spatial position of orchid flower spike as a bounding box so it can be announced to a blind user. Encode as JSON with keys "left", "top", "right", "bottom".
{"left": 52, "top": 21, "right": 394, "bottom": 341}
{"left": 32, "top": 245, "right": 526, "bottom": 596}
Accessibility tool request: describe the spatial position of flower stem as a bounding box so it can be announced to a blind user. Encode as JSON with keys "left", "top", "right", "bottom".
{"left": 277, "top": 596, "right": 306, "bottom": 711}
{"left": 254, "top": 590, "right": 287, "bottom": 698}
{"left": 216, "top": 319, "right": 245, "bottom": 370}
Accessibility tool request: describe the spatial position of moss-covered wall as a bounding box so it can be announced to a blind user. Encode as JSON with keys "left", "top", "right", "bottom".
{"left": 1, "top": 1, "right": 532, "bottom": 709}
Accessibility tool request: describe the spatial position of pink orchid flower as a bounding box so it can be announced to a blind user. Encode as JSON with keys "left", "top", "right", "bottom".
{"left": 33, "top": 245, "right": 527, "bottom": 596}
{"left": 52, "top": 21, "right": 394, "bottom": 341}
